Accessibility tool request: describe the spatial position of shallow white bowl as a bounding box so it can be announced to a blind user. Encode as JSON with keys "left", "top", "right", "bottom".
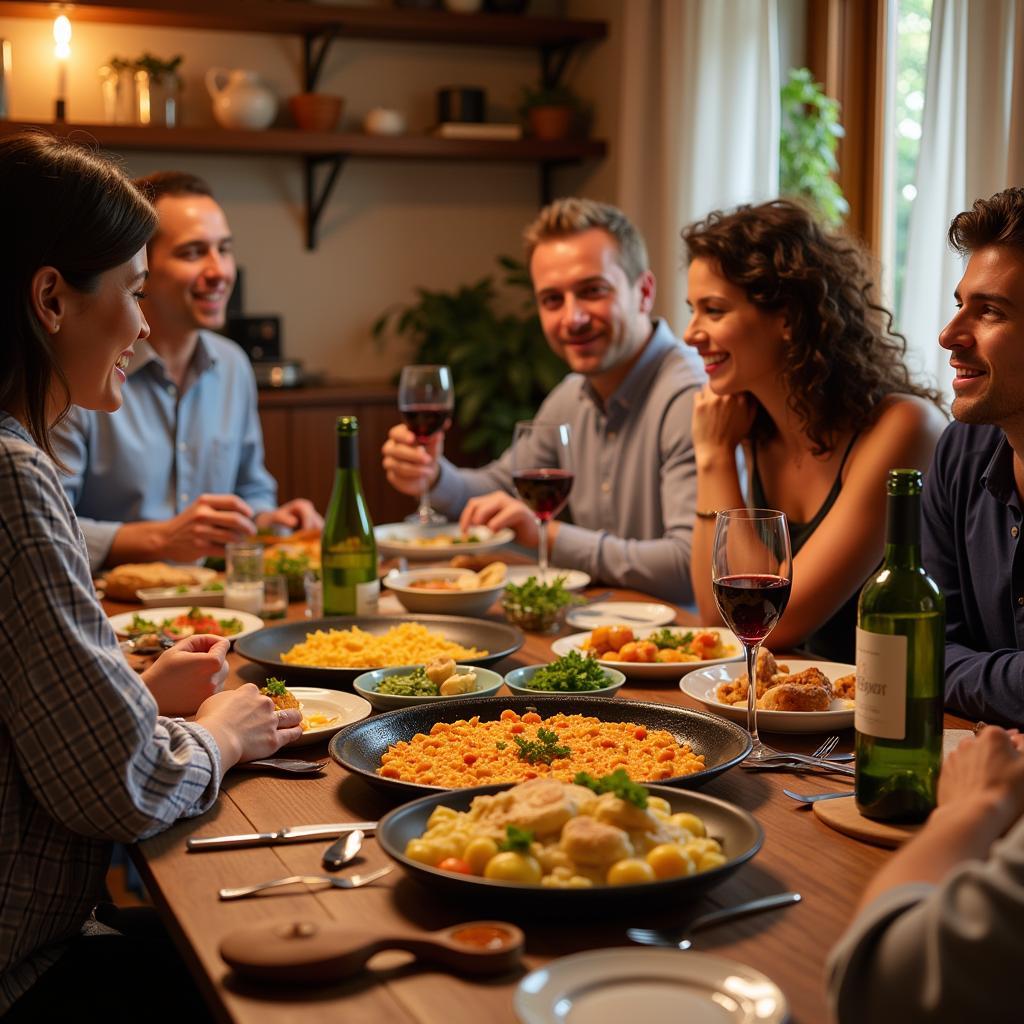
{"left": 383, "top": 567, "right": 503, "bottom": 618}
{"left": 504, "top": 663, "right": 625, "bottom": 698}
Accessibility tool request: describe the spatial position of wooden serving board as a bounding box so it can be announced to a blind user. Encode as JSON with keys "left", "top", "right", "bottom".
{"left": 813, "top": 798, "right": 921, "bottom": 848}
{"left": 814, "top": 731, "right": 974, "bottom": 847}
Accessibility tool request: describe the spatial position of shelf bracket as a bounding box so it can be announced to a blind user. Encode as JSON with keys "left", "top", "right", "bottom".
{"left": 540, "top": 43, "right": 576, "bottom": 91}
{"left": 303, "top": 154, "right": 347, "bottom": 251}
{"left": 303, "top": 25, "right": 340, "bottom": 93}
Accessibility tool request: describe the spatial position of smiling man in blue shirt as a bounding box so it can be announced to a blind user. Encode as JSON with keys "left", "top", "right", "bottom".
{"left": 53, "top": 172, "right": 321, "bottom": 573}
{"left": 922, "top": 187, "right": 1024, "bottom": 726}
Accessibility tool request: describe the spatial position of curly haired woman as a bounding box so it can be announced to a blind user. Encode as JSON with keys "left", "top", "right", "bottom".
{"left": 682, "top": 200, "right": 946, "bottom": 662}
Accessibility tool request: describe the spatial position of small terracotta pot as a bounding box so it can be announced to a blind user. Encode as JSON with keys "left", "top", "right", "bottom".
{"left": 527, "top": 105, "right": 572, "bottom": 140}
{"left": 288, "top": 92, "right": 344, "bottom": 132}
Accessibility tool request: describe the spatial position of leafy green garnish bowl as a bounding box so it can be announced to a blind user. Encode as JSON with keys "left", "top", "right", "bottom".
{"left": 504, "top": 663, "right": 625, "bottom": 698}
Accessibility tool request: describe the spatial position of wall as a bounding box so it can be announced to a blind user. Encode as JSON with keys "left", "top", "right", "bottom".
{"left": 0, "top": 0, "right": 615, "bottom": 382}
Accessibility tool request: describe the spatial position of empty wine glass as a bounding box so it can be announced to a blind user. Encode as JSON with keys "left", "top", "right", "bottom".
{"left": 398, "top": 364, "right": 454, "bottom": 525}
{"left": 711, "top": 509, "right": 793, "bottom": 761}
{"left": 510, "top": 420, "right": 573, "bottom": 578}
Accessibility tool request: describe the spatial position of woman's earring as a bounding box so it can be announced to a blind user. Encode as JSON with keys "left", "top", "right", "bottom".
{"left": 52, "top": 323, "right": 61, "bottom": 334}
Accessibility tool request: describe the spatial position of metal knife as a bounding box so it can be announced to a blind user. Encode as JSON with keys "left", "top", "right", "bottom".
{"left": 186, "top": 821, "right": 376, "bottom": 852}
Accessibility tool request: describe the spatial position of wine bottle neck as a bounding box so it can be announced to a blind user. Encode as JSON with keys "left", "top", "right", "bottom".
{"left": 883, "top": 493, "right": 921, "bottom": 568}
{"left": 337, "top": 432, "right": 359, "bottom": 470}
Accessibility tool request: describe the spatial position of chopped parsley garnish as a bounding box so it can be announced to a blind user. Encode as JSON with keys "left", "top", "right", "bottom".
{"left": 498, "top": 824, "right": 535, "bottom": 852}
{"left": 526, "top": 649, "right": 610, "bottom": 692}
{"left": 503, "top": 575, "right": 577, "bottom": 617}
{"left": 574, "top": 768, "right": 649, "bottom": 809}
{"left": 263, "top": 677, "right": 289, "bottom": 697}
{"left": 495, "top": 740, "right": 507, "bottom": 750}
{"left": 513, "top": 727, "right": 572, "bottom": 765}
{"left": 646, "top": 628, "right": 695, "bottom": 650}
{"left": 129, "top": 613, "right": 159, "bottom": 634}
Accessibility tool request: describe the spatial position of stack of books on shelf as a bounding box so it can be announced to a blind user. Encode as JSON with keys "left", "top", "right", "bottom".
{"left": 433, "top": 122, "right": 523, "bottom": 140}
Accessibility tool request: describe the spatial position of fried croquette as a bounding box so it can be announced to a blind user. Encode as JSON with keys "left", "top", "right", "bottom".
{"left": 833, "top": 673, "right": 856, "bottom": 700}
{"left": 758, "top": 682, "right": 832, "bottom": 712}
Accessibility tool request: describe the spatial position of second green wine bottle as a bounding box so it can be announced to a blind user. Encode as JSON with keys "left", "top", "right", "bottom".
{"left": 855, "top": 468, "right": 944, "bottom": 822}
{"left": 321, "top": 416, "right": 379, "bottom": 616}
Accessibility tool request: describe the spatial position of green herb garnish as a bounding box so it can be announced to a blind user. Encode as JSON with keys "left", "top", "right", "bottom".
{"left": 526, "top": 649, "right": 609, "bottom": 692}
{"left": 265, "top": 549, "right": 311, "bottom": 578}
{"left": 502, "top": 575, "right": 581, "bottom": 630}
{"left": 128, "top": 613, "right": 159, "bottom": 634}
{"left": 201, "top": 581, "right": 225, "bottom": 592}
{"left": 498, "top": 824, "right": 535, "bottom": 853}
{"left": 263, "top": 677, "right": 288, "bottom": 697}
{"left": 513, "top": 727, "right": 572, "bottom": 765}
{"left": 574, "top": 768, "right": 649, "bottom": 809}
{"left": 495, "top": 740, "right": 507, "bottom": 750}
{"left": 218, "top": 617, "right": 243, "bottom": 635}
{"left": 646, "top": 628, "right": 695, "bottom": 650}
{"left": 174, "top": 584, "right": 189, "bottom": 594}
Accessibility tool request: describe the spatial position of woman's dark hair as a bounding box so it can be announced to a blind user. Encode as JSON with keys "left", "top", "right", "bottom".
{"left": 0, "top": 131, "right": 156, "bottom": 460}
{"left": 682, "top": 199, "right": 942, "bottom": 454}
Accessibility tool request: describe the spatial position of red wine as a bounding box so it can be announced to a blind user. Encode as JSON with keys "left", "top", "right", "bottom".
{"left": 713, "top": 574, "right": 792, "bottom": 643}
{"left": 513, "top": 469, "right": 574, "bottom": 521}
{"left": 401, "top": 404, "right": 451, "bottom": 443}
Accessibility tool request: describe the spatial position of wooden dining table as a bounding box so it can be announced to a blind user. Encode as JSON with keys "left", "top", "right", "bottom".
{"left": 116, "top": 588, "right": 971, "bottom": 1024}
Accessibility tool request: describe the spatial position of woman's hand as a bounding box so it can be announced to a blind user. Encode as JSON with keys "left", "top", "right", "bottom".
{"left": 691, "top": 386, "right": 755, "bottom": 461}
{"left": 194, "top": 684, "right": 304, "bottom": 772}
{"left": 141, "top": 634, "right": 230, "bottom": 717}
{"left": 936, "top": 727, "right": 1024, "bottom": 833}
{"left": 459, "top": 490, "right": 539, "bottom": 547}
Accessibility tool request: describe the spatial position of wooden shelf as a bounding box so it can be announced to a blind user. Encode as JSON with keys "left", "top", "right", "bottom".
{"left": 0, "top": 0, "right": 607, "bottom": 48}
{"left": 0, "top": 120, "right": 606, "bottom": 162}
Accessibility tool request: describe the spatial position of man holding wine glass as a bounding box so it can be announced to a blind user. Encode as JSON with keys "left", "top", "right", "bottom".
{"left": 382, "top": 198, "right": 705, "bottom": 604}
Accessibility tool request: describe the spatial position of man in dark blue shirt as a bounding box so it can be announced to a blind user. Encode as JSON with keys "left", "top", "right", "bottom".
{"left": 922, "top": 187, "right": 1024, "bottom": 726}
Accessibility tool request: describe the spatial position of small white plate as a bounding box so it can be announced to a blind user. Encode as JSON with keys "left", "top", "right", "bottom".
{"left": 375, "top": 523, "right": 515, "bottom": 560}
{"left": 108, "top": 606, "right": 264, "bottom": 642}
{"left": 505, "top": 566, "right": 591, "bottom": 591}
{"left": 288, "top": 687, "right": 371, "bottom": 747}
{"left": 680, "top": 659, "right": 855, "bottom": 733}
{"left": 515, "top": 947, "right": 788, "bottom": 1024}
{"left": 551, "top": 626, "right": 742, "bottom": 680}
{"left": 566, "top": 601, "right": 676, "bottom": 630}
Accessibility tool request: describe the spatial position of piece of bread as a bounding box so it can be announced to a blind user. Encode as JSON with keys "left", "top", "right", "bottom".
{"left": 102, "top": 562, "right": 206, "bottom": 601}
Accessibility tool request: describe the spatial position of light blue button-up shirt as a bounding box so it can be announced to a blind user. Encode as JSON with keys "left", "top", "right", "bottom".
{"left": 53, "top": 332, "right": 277, "bottom": 572}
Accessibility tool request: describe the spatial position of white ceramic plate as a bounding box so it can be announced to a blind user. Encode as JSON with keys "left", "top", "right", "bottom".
{"left": 375, "top": 523, "right": 515, "bottom": 560}
{"left": 551, "top": 626, "right": 742, "bottom": 680}
{"left": 680, "top": 659, "right": 856, "bottom": 733}
{"left": 288, "top": 687, "right": 371, "bottom": 747}
{"left": 515, "top": 948, "right": 788, "bottom": 1024}
{"left": 107, "top": 606, "right": 264, "bottom": 642}
{"left": 566, "top": 601, "right": 676, "bottom": 630}
{"left": 382, "top": 567, "right": 503, "bottom": 617}
{"left": 505, "top": 566, "right": 591, "bottom": 591}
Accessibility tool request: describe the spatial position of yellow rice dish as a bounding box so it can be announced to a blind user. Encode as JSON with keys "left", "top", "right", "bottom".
{"left": 280, "top": 621, "right": 488, "bottom": 669}
{"left": 378, "top": 709, "right": 705, "bottom": 787}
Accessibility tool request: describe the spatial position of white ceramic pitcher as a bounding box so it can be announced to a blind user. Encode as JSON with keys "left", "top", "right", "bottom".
{"left": 205, "top": 68, "right": 277, "bottom": 130}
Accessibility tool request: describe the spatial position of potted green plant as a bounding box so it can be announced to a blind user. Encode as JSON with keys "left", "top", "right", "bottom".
{"left": 373, "top": 257, "right": 565, "bottom": 460}
{"left": 779, "top": 67, "right": 849, "bottom": 227}
{"left": 519, "top": 83, "right": 581, "bottom": 140}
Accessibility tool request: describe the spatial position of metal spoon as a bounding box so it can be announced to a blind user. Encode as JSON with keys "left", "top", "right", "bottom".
{"left": 323, "top": 828, "right": 364, "bottom": 871}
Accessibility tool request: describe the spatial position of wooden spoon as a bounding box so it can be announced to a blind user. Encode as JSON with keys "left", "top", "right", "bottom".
{"left": 220, "top": 919, "right": 524, "bottom": 983}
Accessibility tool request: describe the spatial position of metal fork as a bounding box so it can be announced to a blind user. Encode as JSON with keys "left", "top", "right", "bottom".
{"left": 782, "top": 788, "right": 852, "bottom": 804}
{"left": 627, "top": 891, "right": 802, "bottom": 950}
{"left": 219, "top": 865, "right": 392, "bottom": 901}
{"left": 233, "top": 758, "right": 328, "bottom": 775}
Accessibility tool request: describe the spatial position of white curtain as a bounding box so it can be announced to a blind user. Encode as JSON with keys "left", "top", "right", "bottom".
{"left": 901, "top": 0, "right": 1024, "bottom": 391}
{"left": 616, "top": 0, "right": 781, "bottom": 335}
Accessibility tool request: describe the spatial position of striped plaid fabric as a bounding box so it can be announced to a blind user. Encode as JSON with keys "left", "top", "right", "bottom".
{"left": 0, "top": 415, "right": 222, "bottom": 1012}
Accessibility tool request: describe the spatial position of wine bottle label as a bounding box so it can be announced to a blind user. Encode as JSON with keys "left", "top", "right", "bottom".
{"left": 855, "top": 627, "right": 908, "bottom": 740}
{"left": 356, "top": 578, "right": 380, "bottom": 615}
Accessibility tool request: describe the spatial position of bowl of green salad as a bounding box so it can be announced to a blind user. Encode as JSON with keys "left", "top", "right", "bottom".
{"left": 353, "top": 660, "right": 505, "bottom": 711}
{"left": 503, "top": 650, "right": 625, "bottom": 698}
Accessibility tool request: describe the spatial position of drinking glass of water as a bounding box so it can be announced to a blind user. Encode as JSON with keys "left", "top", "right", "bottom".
{"left": 225, "top": 542, "right": 265, "bottom": 615}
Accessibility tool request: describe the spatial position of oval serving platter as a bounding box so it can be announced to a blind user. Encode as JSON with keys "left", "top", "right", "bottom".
{"left": 329, "top": 694, "right": 752, "bottom": 798}
{"left": 234, "top": 614, "right": 524, "bottom": 686}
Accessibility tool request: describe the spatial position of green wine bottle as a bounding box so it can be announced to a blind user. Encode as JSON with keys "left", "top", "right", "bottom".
{"left": 321, "top": 416, "right": 379, "bottom": 616}
{"left": 855, "top": 468, "right": 944, "bottom": 822}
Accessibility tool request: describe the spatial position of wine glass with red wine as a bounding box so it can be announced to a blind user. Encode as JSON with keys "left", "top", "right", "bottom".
{"left": 510, "top": 421, "right": 573, "bottom": 578}
{"left": 398, "top": 364, "right": 454, "bottom": 524}
{"left": 711, "top": 508, "right": 793, "bottom": 761}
